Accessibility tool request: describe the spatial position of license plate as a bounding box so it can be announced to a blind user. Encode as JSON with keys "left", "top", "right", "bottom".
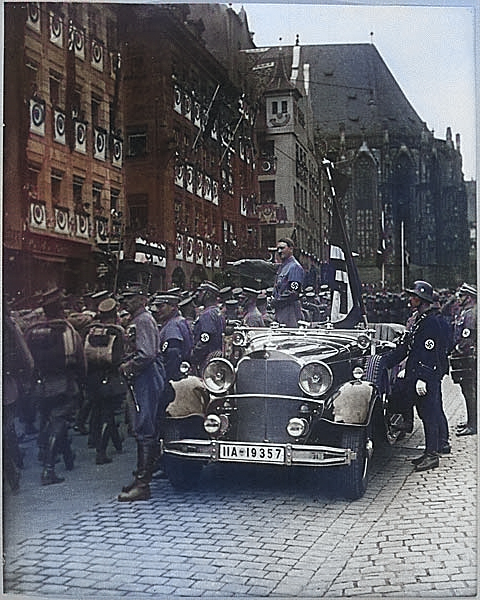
{"left": 219, "top": 443, "right": 285, "bottom": 464}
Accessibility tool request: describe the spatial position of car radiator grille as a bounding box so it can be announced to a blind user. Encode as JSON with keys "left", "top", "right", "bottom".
{"left": 233, "top": 358, "right": 304, "bottom": 443}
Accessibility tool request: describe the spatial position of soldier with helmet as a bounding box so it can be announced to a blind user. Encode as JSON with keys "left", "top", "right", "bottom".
{"left": 451, "top": 283, "right": 477, "bottom": 436}
{"left": 384, "top": 280, "right": 452, "bottom": 472}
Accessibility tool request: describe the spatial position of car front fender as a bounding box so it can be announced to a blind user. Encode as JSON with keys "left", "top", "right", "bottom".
{"left": 332, "top": 380, "right": 376, "bottom": 425}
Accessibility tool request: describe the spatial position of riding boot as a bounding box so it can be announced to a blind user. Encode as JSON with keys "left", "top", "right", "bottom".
{"left": 118, "top": 441, "right": 153, "bottom": 502}
{"left": 41, "top": 435, "right": 64, "bottom": 485}
{"left": 121, "top": 441, "right": 144, "bottom": 492}
{"left": 58, "top": 426, "right": 75, "bottom": 471}
{"left": 110, "top": 421, "right": 123, "bottom": 453}
{"left": 96, "top": 422, "right": 112, "bottom": 464}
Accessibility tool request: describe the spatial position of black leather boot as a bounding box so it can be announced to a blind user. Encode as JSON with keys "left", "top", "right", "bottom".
{"left": 118, "top": 441, "right": 154, "bottom": 502}
{"left": 121, "top": 441, "right": 144, "bottom": 492}
{"left": 414, "top": 452, "right": 439, "bottom": 472}
{"left": 96, "top": 423, "right": 112, "bottom": 464}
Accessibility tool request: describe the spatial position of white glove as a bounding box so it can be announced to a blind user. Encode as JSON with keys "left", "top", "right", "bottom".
{"left": 416, "top": 379, "right": 427, "bottom": 396}
{"left": 397, "top": 369, "right": 405, "bottom": 379}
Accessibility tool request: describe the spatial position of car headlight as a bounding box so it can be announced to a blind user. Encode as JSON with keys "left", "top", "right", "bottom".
{"left": 204, "top": 413, "right": 229, "bottom": 437}
{"left": 299, "top": 361, "right": 333, "bottom": 397}
{"left": 232, "top": 331, "right": 247, "bottom": 346}
{"left": 203, "top": 358, "right": 235, "bottom": 394}
{"left": 357, "top": 334, "right": 371, "bottom": 350}
{"left": 352, "top": 366, "right": 364, "bottom": 379}
{"left": 286, "top": 417, "right": 309, "bottom": 438}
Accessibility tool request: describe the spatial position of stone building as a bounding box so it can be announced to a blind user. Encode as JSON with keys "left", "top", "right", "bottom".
{"left": 3, "top": 2, "right": 125, "bottom": 299}
{"left": 302, "top": 43, "right": 469, "bottom": 288}
{"left": 117, "top": 4, "right": 260, "bottom": 290}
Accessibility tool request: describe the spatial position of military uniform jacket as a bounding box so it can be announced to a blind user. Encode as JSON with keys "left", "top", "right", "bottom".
{"left": 122, "top": 308, "right": 162, "bottom": 378}
{"left": 386, "top": 308, "right": 451, "bottom": 384}
{"left": 273, "top": 256, "right": 304, "bottom": 327}
{"left": 192, "top": 304, "right": 225, "bottom": 369}
{"left": 453, "top": 305, "right": 476, "bottom": 358}
{"left": 159, "top": 312, "right": 194, "bottom": 380}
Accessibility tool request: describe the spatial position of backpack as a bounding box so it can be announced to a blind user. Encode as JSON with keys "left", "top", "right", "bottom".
{"left": 84, "top": 324, "right": 124, "bottom": 369}
{"left": 26, "top": 319, "right": 77, "bottom": 375}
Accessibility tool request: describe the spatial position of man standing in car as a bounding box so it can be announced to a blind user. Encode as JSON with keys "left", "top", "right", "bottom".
{"left": 271, "top": 238, "right": 304, "bottom": 327}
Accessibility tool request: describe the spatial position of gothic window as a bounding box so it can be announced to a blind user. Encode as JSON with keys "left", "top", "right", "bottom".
{"left": 353, "top": 153, "right": 376, "bottom": 258}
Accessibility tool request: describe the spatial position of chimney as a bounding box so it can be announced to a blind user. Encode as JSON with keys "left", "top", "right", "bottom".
{"left": 455, "top": 133, "right": 461, "bottom": 152}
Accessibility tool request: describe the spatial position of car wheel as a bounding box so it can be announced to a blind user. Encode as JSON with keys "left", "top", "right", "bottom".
{"left": 164, "top": 455, "right": 203, "bottom": 491}
{"left": 335, "top": 427, "right": 372, "bottom": 500}
{"left": 364, "top": 355, "right": 392, "bottom": 446}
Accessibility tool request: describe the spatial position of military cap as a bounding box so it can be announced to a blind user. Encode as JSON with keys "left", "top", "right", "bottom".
{"left": 118, "top": 284, "right": 146, "bottom": 299}
{"left": 459, "top": 283, "right": 477, "bottom": 297}
{"left": 225, "top": 298, "right": 239, "bottom": 307}
{"left": 90, "top": 290, "right": 110, "bottom": 302}
{"left": 178, "top": 295, "right": 194, "bottom": 308}
{"left": 219, "top": 286, "right": 233, "bottom": 298}
{"left": 152, "top": 293, "right": 180, "bottom": 306}
{"left": 198, "top": 281, "right": 220, "bottom": 295}
{"left": 41, "top": 287, "right": 64, "bottom": 307}
{"left": 98, "top": 297, "right": 118, "bottom": 314}
{"left": 242, "top": 287, "right": 260, "bottom": 298}
{"left": 232, "top": 287, "right": 243, "bottom": 298}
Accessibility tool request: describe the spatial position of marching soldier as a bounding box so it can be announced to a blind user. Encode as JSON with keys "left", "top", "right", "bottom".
{"left": 24, "top": 288, "right": 86, "bottom": 485}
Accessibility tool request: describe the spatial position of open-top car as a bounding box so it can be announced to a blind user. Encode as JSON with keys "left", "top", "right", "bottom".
{"left": 161, "top": 321, "right": 405, "bottom": 500}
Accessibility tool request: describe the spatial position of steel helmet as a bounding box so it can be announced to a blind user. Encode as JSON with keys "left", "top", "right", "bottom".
{"left": 406, "top": 280, "right": 434, "bottom": 304}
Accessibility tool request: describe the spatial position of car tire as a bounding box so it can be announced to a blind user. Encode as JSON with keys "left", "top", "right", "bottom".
{"left": 335, "top": 427, "right": 372, "bottom": 500}
{"left": 164, "top": 455, "right": 203, "bottom": 491}
{"left": 364, "top": 355, "right": 392, "bottom": 446}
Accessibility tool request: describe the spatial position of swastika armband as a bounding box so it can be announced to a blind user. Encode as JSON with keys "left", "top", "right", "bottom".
{"left": 424, "top": 339, "right": 435, "bottom": 350}
{"left": 288, "top": 281, "right": 301, "bottom": 292}
{"left": 200, "top": 332, "right": 210, "bottom": 343}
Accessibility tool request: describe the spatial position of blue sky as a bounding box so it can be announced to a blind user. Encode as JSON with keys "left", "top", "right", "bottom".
{"left": 234, "top": 2, "right": 477, "bottom": 181}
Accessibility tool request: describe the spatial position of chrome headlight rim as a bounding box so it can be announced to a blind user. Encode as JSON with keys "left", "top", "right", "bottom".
{"left": 232, "top": 330, "right": 247, "bottom": 347}
{"left": 298, "top": 360, "right": 333, "bottom": 398}
{"left": 202, "top": 357, "right": 236, "bottom": 395}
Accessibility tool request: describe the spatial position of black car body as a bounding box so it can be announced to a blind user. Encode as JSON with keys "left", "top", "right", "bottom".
{"left": 161, "top": 321, "right": 405, "bottom": 500}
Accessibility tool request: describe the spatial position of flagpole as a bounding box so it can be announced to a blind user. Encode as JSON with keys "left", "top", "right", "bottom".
{"left": 322, "top": 159, "right": 367, "bottom": 325}
{"left": 381, "top": 210, "right": 385, "bottom": 288}
{"left": 401, "top": 220, "right": 405, "bottom": 290}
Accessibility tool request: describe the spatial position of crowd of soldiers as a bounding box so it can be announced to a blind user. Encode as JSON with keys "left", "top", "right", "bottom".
{"left": 3, "top": 276, "right": 476, "bottom": 495}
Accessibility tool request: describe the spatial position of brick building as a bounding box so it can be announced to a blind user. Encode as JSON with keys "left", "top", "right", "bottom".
{"left": 117, "top": 4, "right": 260, "bottom": 290}
{"left": 3, "top": 2, "right": 125, "bottom": 300}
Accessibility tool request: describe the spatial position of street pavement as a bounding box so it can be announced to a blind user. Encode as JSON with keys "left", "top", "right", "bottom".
{"left": 2, "top": 375, "right": 477, "bottom": 599}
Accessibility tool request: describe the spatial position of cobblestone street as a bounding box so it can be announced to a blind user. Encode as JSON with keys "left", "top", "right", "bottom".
{"left": 2, "top": 376, "right": 477, "bottom": 599}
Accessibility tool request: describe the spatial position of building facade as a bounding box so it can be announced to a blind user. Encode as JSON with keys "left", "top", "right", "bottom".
{"left": 117, "top": 4, "right": 260, "bottom": 290}
{"left": 4, "top": 2, "right": 125, "bottom": 300}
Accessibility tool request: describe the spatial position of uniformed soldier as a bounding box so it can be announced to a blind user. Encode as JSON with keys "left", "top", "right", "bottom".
{"left": 191, "top": 281, "right": 225, "bottom": 374}
{"left": 384, "top": 281, "right": 452, "bottom": 472}
{"left": 24, "top": 288, "right": 86, "bottom": 485}
{"left": 241, "top": 288, "right": 265, "bottom": 327}
{"left": 84, "top": 298, "right": 126, "bottom": 465}
{"left": 452, "top": 283, "right": 477, "bottom": 436}
{"left": 151, "top": 293, "right": 193, "bottom": 381}
{"left": 271, "top": 238, "right": 305, "bottom": 327}
{"left": 117, "top": 286, "right": 167, "bottom": 502}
